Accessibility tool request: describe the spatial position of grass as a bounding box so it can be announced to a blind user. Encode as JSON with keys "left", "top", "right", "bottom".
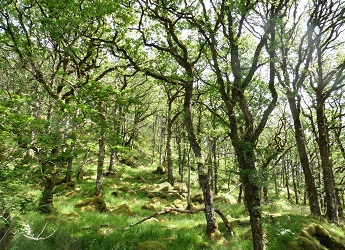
{"left": 5, "top": 155, "right": 345, "bottom": 250}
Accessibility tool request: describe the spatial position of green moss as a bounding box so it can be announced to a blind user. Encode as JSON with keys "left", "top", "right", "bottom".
{"left": 288, "top": 236, "right": 319, "bottom": 250}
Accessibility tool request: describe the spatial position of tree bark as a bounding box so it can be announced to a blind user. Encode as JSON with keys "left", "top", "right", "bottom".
{"left": 287, "top": 94, "right": 321, "bottom": 216}
{"left": 292, "top": 164, "right": 299, "bottom": 205}
{"left": 283, "top": 159, "right": 291, "bottom": 200}
{"left": 166, "top": 111, "right": 174, "bottom": 186}
{"left": 38, "top": 157, "right": 57, "bottom": 213}
{"left": 96, "top": 130, "right": 105, "bottom": 197}
{"left": 38, "top": 142, "right": 58, "bottom": 212}
{"left": 64, "top": 143, "right": 74, "bottom": 183}
{"left": 184, "top": 84, "right": 217, "bottom": 236}
{"left": 316, "top": 94, "right": 338, "bottom": 223}
{"left": 234, "top": 140, "right": 264, "bottom": 250}
{"left": 108, "top": 150, "right": 116, "bottom": 173}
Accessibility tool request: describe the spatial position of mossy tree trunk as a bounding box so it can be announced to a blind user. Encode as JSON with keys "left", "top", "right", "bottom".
{"left": 315, "top": 95, "right": 338, "bottom": 223}
{"left": 232, "top": 139, "right": 264, "bottom": 249}
{"left": 184, "top": 83, "right": 218, "bottom": 236}
{"left": 38, "top": 148, "right": 58, "bottom": 212}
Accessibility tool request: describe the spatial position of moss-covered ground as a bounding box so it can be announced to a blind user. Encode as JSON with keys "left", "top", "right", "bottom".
{"left": 5, "top": 152, "right": 345, "bottom": 250}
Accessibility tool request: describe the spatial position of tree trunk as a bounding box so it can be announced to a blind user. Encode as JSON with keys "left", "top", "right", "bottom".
{"left": 186, "top": 148, "right": 192, "bottom": 210}
{"left": 38, "top": 144, "right": 58, "bottom": 212}
{"left": 208, "top": 139, "right": 214, "bottom": 192}
{"left": 213, "top": 143, "right": 218, "bottom": 195}
{"left": 151, "top": 116, "right": 158, "bottom": 164}
{"left": 166, "top": 113, "right": 174, "bottom": 186}
{"left": 234, "top": 141, "right": 264, "bottom": 250}
{"left": 108, "top": 150, "right": 116, "bottom": 173}
{"left": 0, "top": 209, "right": 13, "bottom": 250}
{"left": 237, "top": 184, "right": 243, "bottom": 204}
{"left": 38, "top": 160, "right": 57, "bottom": 212}
{"left": 177, "top": 133, "right": 185, "bottom": 183}
{"left": 287, "top": 95, "right": 321, "bottom": 216}
{"left": 335, "top": 189, "right": 344, "bottom": 219}
{"left": 283, "top": 159, "right": 291, "bottom": 200}
{"left": 292, "top": 165, "right": 299, "bottom": 205}
{"left": 159, "top": 126, "right": 165, "bottom": 167}
{"left": 39, "top": 171, "right": 56, "bottom": 207}
{"left": 316, "top": 95, "right": 338, "bottom": 223}
{"left": 184, "top": 84, "right": 217, "bottom": 236}
{"left": 96, "top": 131, "right": 105, "bottom": 197}
{"left": 64, "top": 143, "right": 74, "bottom": 183}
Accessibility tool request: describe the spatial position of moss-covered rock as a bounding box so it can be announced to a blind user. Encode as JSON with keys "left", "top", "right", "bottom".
{"left": 289, "top": 236, "right": 320, "bottom": 250}
{"left": 191, "top": 193, "right": 204, "bottom": 203}
{"left": 214, "top": 194, "right": 237, "bottom": 204}
{"left": 154, "top": 166, "right": 166, "bottom": 175}
{"left": 289, "top": 223, "right": 345, "bottom": 250}
{"left": 127, "top": 190, "right": 137, "bottom": 195}
{"left": 93, "top": 197, "right": 107, "bottom": 212}
{"left": 118, "top": 186, "right": 130, "bottom": 192}
{"left": 66, "top": 211, "right": 80, "bottom": 221}
{"left": 142, "top": 203, "right": 156, "bottom": 211}
{"left": 173, "top": 182, "right": 187, "bottom": 193}
{"left": 75, "top": 197, "right": 107, "bottom": 212}
{"left": 137, "top": 240, "right": 166, "bottom": 250}
{"left": 110, "top": 203, "right": 133, "bottom": 216}
{"left": 171, "top": 199, "right": 185, "bottom": 209}
{"left": 160, "top": 184, "right": 170, "bottom": 192}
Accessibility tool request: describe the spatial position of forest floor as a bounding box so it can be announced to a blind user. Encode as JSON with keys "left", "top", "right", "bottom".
{"left": 5, "top": 152, "right": 345, "bottom": 250}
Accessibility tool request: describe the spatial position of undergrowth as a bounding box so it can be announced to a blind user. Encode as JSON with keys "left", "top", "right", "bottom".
{"left": 4, "top": 151, "right": 345, "bottom": 250}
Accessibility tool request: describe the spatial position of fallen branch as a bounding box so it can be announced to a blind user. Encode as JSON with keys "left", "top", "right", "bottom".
{"left": 124, "top": 208, "right": 204, "bottom": 230}
{"left": 124, "top": 207, "right": 234, "bottom": 237}
{"left": 225, "top": 183, "right": 242, "bottom": 195}
{"left": 23, "top": 222, "right": 56, "bottom": 241}
{"left": 214, "top": 208, "right": 234, "bottom": 237}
